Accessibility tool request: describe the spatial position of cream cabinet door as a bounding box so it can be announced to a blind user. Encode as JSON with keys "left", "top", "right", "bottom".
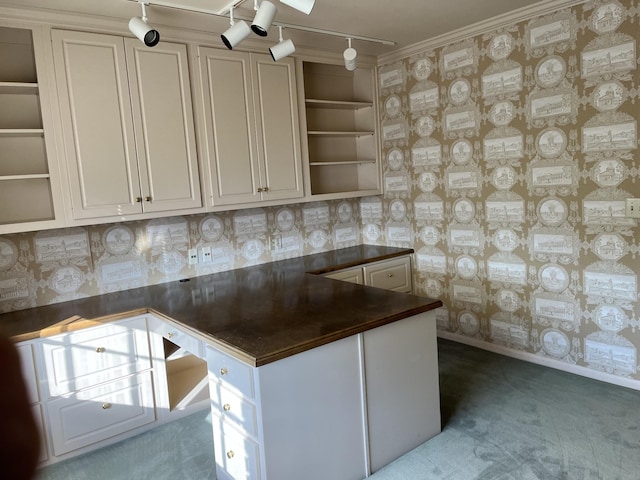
{"left": 52, "top": 30, "right": 141, "bottom": 218}
{"left": 199, "top": 48, "right": 261, "bottom": 205}
{"left": 198, "top": 48, "right": 303, "bottom": 206}
{"left": 250, "top": 55, "right": 303, "bottom": 202}
{"left": 52, "top": 30, "right": 201, "bottom": 219}
{"left": 124, "top": 39, "right": 201, "bottom": 213}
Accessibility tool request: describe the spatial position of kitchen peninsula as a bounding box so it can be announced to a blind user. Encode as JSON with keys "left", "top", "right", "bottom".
{"left": 2, "top": 245, "right": 442, "bottom": 480}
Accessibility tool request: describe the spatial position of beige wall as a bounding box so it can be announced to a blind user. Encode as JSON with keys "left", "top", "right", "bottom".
{"left": 375, "top": 0, "right": 640, "bottom": 382}
{"left": 0, "top": 200, "right": 361, "bottom": 313}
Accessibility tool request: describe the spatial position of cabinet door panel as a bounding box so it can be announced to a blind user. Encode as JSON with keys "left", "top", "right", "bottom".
{"left": 252, "top": 56, "right": 303, "bottom": 201}
{"left": 125, "top": 40, "right": 201, "bottom": 212}
{"left": 199, "top": 48, "right": 261, "bottom": 205}
{"left": 52, "top": 30, "right": 141, "bottom": 218}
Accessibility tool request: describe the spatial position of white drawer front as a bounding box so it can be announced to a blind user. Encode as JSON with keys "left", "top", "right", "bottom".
{"left": 46, "top": 371, "right": 156, "bottom": 456}
{"left": 17, "top": 342, "right": 39, "bottom": 404}
{"left": 206, "top": 347, "right": 254, "bottom": 400}
{"left": 159, "top": 323, "right": 203, "bottom": 359}
{"left": 211, "top": 414, "right": 261, "bottom": 480}
{"left": 210, "top": 381, "right": 258, "bottom": 437}
{"left": 364, "top": 256, "right": 412, "bottom": 293}
{"left": 41, "top": 316, "right": 151, "bottom": 397}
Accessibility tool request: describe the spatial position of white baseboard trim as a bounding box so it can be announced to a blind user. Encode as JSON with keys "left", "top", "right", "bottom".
{"left": 437, "top": 331, "right": 640, "bottom": 392}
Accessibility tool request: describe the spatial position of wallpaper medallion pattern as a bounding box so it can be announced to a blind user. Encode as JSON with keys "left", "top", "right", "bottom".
{"left": 377, "top": 0, "right": 640, "bottom": 380}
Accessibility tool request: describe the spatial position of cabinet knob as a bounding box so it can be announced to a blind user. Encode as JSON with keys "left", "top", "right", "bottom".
{"left": 220, "top": 367, "right": 228, "bottom": 376}
{"left": 167, "top": 332, "right": 174, "bottom": 339}
{"left": 102, "top": 403, "right": 111, "bottom": 410}
{"left": 263, "top": 186, "right": 269, "bottom": 192}
{"left": 226, "top": 450, "right": 235, "bottom": 459}
{"left": 257, "top": 187, "right": 264, "bottom": 193}
{"left": 386, "top": 273, "right": 393, "bottom": 277}
{"left": 96, "top": 346, "right": 106, "bottom": 353}
{"left": 135, "top": 197, "right": 142, "bottom": 203}
{"left": 145, "top": 196, "right": 152, "bottom": 202}
{"left": 223, "top": 403, "right": 231, "bottom": 412}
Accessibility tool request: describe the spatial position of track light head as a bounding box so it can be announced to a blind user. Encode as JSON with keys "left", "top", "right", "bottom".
{"left": 221, "top": 7, "right": 251, "bottom": 49}
{"left": 129, "top": 2, "right": 159, "bottom": 47}
{"left": 343, "top": 38, "right": 357, "bottom": 71}
{"left": 252, "top": 1, "right": 277, "bottom": 37}
{"left": 270, "top": 26, "right": 295, "bottom": 61}
{"left": 280, "top": 0, "right": 315, "bottom": 15}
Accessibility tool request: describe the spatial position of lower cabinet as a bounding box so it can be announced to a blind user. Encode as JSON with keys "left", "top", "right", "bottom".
{"left": 206, "top": 310, "right": 440, "bottom": 480}
{"left": 324, "top": 254, "right": 413, "bottom": 293}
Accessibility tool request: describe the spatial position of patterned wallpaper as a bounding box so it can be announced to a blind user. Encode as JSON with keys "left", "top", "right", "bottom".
{"left": 375, "top": 0, "right": 640, "bottom": 381}
{"left": 0, "top": 200, "right": 361, "bottom": 313}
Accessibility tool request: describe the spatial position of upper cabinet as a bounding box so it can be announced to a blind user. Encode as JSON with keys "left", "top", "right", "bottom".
{"left": 298, "top": 61, "right": 381, "bottom": 200}
{"left": 0, "top": 24, "right": 65, "bottom": 234}
{"left": 198, "top": 48, "right": 304, "bottom": 207}
{"left": 51, "top": 30, "right": 202, "bottom": 221}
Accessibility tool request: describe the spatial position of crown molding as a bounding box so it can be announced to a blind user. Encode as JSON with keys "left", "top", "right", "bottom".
{"left": 377, "top": 0, "right": 588, "bottom": 65}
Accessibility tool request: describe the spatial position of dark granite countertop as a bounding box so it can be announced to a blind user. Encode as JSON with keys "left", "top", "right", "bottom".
{"left": 0, "top": 245, "right": 442, "bottom": 366}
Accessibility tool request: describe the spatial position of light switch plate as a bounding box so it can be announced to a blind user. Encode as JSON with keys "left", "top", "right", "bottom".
{"left": 625, "top": 198, "right": 640, "bottom": 218}
{"left": 188, "top": 248, "right": 198, "bottom": 265}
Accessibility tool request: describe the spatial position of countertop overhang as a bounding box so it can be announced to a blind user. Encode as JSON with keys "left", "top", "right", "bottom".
{"left": 0, "top": 245, "right": 442, "bottom": 366}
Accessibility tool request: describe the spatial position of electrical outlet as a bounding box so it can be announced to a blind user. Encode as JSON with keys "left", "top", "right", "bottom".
{"left": 188, "top": 248, "right": 198, "bottom": 265}
{"left": 625, "top": 198, "right": 640, "bottom": 218}
{"left": 200, "top": 246, "right": 212, "bottom": 263}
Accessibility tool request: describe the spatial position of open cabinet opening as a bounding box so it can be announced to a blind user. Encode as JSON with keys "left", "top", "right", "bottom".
{"left": 163, "top": 337, "right": 209, "bottom": 411}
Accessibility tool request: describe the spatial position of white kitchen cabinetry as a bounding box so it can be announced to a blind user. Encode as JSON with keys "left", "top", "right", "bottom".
{"left": 298, "top": 60, "right": 381, "bottom": 200}
{"left": 0, "top": 24, "right": 65, "bottom": 234}
{"left": 206, "top": 310, "right": 439, "bottom": 480}
{"left": 148, "top": 315, "right": 209, "bottom": 421}
{"left": 17, "top": 341, "right": 48, "bottom": 463}
{"left": 324, "top": 254, "right": 413, "bottom": 293}
{"left": 198, "top": 48, "right": 303, "bottom": 207}
{"left": 51, "top": 30, "right": 202, "bottom": 221}
{"left": 37, "top": 316, "right": 156, "bottom": 457}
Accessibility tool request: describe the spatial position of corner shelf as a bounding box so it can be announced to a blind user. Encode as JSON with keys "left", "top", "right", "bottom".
{"left": 300, "top": 61, "right": 381, "bottom": 199}
{"left": 0, "top": 26, "right": 58, "bottom": 229}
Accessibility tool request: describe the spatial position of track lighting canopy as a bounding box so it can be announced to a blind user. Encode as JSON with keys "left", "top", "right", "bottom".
{"left": 252, "top": 1, "right": 277, "bottom": 37}
{"left": 129, "top": 2, "right": 160, "bottom": 47}
{"left": 279, "top": 0, "right": 315, "bottom": 15}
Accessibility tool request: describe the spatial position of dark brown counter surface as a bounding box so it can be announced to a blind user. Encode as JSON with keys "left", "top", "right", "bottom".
{"left": 0, "top": 245, "right": 442, "bottom": 366}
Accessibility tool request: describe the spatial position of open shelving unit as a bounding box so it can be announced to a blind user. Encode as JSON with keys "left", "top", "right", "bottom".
{"left": 163, "top": 337, "right": 210, "bottom": 412}
{"left": 300, "top": 61, "right": 381, "bottom": 198}
{"left": 0, "top": 25, "right": 58, "bottom": 228}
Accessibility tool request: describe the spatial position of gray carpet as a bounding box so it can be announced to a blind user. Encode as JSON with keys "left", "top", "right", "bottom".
{"left": 36, "top": 338, "right": 640, "bottom": 480}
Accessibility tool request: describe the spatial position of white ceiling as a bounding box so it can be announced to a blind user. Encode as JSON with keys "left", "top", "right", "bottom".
{"left": 1, "top": 0, "right": 566, "bottom": 57}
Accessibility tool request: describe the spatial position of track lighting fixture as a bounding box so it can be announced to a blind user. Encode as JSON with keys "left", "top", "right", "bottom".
{"left": 343, "top": 38, "right": 357, "bottom": 71}
{"left": 279, "top": 0, "right": 315, "bottom": 15}
{"left": 251, "top": 0, "right": 277, "bottom": 37}
{"left": 221, "top": 6, "right": 251, "bottom": 49}
{"left": 269, "top": 26, "right": 295, "bottom": 61}
{"left": 129, "top": 1, "right": 160, "bottom": 47}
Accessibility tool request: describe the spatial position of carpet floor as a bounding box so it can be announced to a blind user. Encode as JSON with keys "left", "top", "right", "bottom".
{"left": 36, "top": 338, "right": 640, "bottom": 480}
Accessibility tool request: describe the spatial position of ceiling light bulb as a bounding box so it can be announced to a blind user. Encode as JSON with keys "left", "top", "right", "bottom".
{"left": 279, "top": 0, "right": 315, "bottom": 15}
{"left": 252, "top": 1, "right": 277, "bottom": 37}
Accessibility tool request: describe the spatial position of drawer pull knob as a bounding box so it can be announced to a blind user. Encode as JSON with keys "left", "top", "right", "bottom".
{"left": 223, "top": 403, "right": 231, "bottom": 412}
{"left": 220, "top": 367, "right": 228, "bottom": 376}
{"left": 96, "top": 347, "right": 106, "bottom": 353}
{"left": 167, "top": 332, "right": 174, "bottom": 339}
{"left": 102, "top": 403, "right": 111, "bottom": 410}
{"left": 135, "top": 197, "right": 142, "bottom": 203}
{"left": 386, "top": 273, "right": 393, "bottom": 277}
{"left": 145, "top": 196, "right": 152, "bottom": 202}
{"left": 227, "top": 450, "right": 235, "bottom": 459}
